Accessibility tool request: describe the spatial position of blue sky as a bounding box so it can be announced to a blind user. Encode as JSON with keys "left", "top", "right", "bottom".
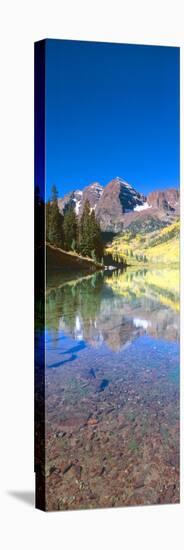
{"left": 45, "top": 39, "right": 179, "bottom": 200}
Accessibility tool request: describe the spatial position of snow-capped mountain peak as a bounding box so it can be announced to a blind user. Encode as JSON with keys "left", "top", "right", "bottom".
{"left": 57, "top": 177, "right": 179, "bottom": 233}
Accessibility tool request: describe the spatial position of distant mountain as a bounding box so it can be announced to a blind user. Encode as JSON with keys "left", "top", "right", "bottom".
{"left": 95, "top": 177, "right": 147, "bottom": 232}
{"left": 147, "top": 189, "right": 180, "bottom": 213}
{"left": 58, "top": 182, "right": 103, "bottom": 217}
{"left": 57, "top": 189, "right": 83, "bottom": 216}
{"left": 57, "top": 177, "right": 179, "bottom": 233}
{"left": 81, "top": 182, "right": 103, "bottom": 212}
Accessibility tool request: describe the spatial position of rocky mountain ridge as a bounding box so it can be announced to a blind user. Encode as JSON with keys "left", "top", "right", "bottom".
{"left": 57, "top": 177, "right": 179, "bottom": 233}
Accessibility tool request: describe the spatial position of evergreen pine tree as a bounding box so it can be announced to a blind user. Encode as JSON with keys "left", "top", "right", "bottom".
{"left": 48, "top": 185, "right": 64, "bottom": 247}
{"left": 79, "top": 200, "right": 92, "bottom": 257}
{"left": 79, "top": 200, "right": 104, "bottom": 261}
{"left": 63, "top": 204, "right": 78, "bottom": 250}
{"left": 90, "top": 210, "right": 104, "bottom": 261}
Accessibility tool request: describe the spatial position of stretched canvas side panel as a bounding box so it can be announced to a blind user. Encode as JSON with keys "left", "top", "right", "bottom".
{"left": 34, "top": 39, "right": 46, "bottom": 511}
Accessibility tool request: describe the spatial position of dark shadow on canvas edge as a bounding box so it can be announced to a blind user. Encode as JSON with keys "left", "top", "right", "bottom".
{"left": 7, "top": 491, "right": 35, "bottom": 507}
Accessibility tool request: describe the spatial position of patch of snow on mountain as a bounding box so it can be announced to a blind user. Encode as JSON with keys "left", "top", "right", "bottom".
{"left": 121, "top": 181, "right": 132, "bottom": 189}
{"left": 90, "top": 183, "right": 103, "bottom": 194}
{"left": 116, "top": 177, "right": 132, "bottom": 189}
{"left": 75, "top": 200, "right": 81, "bottom": 215}
{"left": 134, "top": 202, "right": 152, "bottom": 212}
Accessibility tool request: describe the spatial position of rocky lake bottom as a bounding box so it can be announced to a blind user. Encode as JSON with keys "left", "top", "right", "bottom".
{"left": 37, "top": 268, "right": 180, "bottom": 510}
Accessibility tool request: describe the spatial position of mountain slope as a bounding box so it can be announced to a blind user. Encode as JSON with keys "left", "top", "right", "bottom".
{"left": 106, "top": 220, "right": 180, "bottom": 265}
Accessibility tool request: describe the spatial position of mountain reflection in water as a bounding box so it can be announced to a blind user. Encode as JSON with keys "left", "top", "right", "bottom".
{"left": 46, "top": 268, "right": 179, "bottom": 352}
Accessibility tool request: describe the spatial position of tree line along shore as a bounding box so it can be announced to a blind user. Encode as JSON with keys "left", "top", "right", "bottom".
{"left": 46, "top": 185, "right": 104, "bottom": 263}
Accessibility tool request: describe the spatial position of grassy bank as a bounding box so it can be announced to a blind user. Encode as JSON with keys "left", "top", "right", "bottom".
{"left": 46, "top": 242, "right": 104, "bottom": 282}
